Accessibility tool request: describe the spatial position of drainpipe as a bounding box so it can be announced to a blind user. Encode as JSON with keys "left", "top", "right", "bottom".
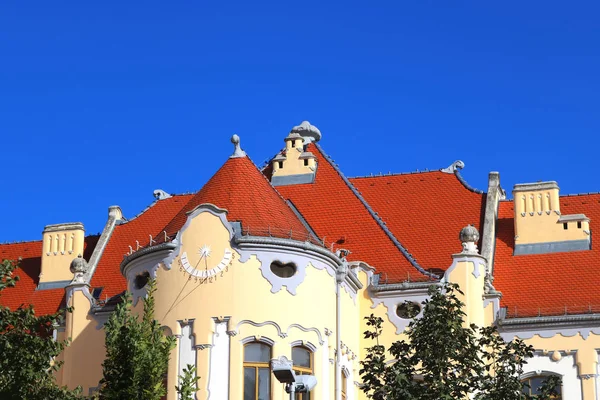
{"left": 335, "top": 250, "right": 350, "bottom": 400}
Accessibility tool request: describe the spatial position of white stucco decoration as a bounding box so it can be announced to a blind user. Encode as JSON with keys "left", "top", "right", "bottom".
{"left": 239, "top": 248, "right": 358, "bottom": 302}
{"left": 521, "top": 353, "right": 580, "bottom": 400}
{"left": 178, "top": 320, "right": 198, "bottom": 399}
{"left": 207, "top": 318, "right": 230, "bottom": 400}
{"left": 370, "top": 291, "right": 429, "bottom": 335}
{"left": 162, "top": 203, "right": 236, "bottom": 273}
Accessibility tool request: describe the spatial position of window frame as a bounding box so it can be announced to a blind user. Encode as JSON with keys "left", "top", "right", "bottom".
{"left": 243, "top": 341, "right": 272, "bottom": 400}
{"left": 291, "top": 346, "right": 314, "bottom": 400}
{"left": 520, "top": 373, "right": 562, "bottom": 399}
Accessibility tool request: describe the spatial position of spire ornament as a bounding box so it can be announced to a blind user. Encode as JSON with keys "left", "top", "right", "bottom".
{"left": 230, "top": 134, "right": 246, "bottom": 158}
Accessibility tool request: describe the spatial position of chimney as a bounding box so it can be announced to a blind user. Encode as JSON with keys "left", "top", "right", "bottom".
{"left": 271, "top": 121, "right": 319, "bottom": 186}
{"left": 39, "top": 222, "right": 85, "bottom": 288}
{"left": 513, "top": 181, "right": 590, "bottom": 255}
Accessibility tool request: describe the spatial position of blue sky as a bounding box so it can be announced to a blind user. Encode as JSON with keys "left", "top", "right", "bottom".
{"left": 1, "top": 1, "right": 598, "bottom": 242}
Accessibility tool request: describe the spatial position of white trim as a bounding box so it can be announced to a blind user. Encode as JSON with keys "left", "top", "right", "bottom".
{"left": 207, "top": 318, "right": 229, "bottom": 400}
{"left": 178, "top": 320, "right": 198, "bottom": 399}
{"left": 522, "top": 353, "right": 580, "bottom": 400}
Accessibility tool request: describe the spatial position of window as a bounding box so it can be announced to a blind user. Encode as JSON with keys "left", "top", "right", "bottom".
{"left": 578, "top": 221, "right": 582, "bottom": 229}
{"left": 270, "top": 261, "right": 296, "bottom": 278}
{"left": 292, "top": 346, "right": 313, "bottom": 400}
{"left": 244, "top": 342, "right": 271, "bottom": 400}
{"left": 291, "top": 140, "right": 296, "bottom": 148}
{"left": 341, "top": 371, "right": 347, "bottom": 399}
{"left": 521, "top": 375, "right": 561, "bottom": 398}
{"left": 278, "top": 161, "right": 284, "bottom": 169}
{"left": 396, "top": 301, "right": 421, "bottom": 319}
{"left": 563, "top": 223, "right": 568, "bottom": 230}
{"left": 304, "top": 159, "right": 309, "bottom": 166}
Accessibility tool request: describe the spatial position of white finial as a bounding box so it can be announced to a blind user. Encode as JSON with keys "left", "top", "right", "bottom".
{"left": 441, "top": 160, "right": 465, "bottom": 174}
{"left": 291, "top": 121, "right": 322, "bottom": 143}
{"left": 230, "top": 134, "right": 246, "bottom": 158}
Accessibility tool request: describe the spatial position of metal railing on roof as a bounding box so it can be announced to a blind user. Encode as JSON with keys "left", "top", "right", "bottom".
{"left": 505, "top": 304, "right": 600, "bottom": 319}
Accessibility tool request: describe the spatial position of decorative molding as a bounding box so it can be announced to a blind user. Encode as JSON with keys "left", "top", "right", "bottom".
{"left": 287, "top": 324, "right": 324, "bottom": 346}
{"left": 441, "top": 160, "right": 465, "bottom": 174}
{"left": 153, "top": 189, "right": 172, "bottom": 200}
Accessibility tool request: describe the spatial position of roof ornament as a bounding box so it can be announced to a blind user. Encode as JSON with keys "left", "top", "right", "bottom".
{"left": 291, "top": 121, "right": 322, "bottom": 143}
{"left": 70, "top": 254, "right": 89, "bottom": 284}
{"left": 441, "top": 160, "right": 465, "bottom": 174}
{"left": 153, "top": 189, "right": 172, "bottom": 200}
{"left": 459, "top": 225, "right": 480, "bottom": 254}
{"left": 230, "top": 134, "right": 246, "bottom": 158}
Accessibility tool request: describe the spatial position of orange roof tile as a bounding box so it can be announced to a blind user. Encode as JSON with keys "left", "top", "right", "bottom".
{"left": 91, "top": 194, "right": 193, "bottom": 299}
{"left": 350, "top": 171, "right": 485, "bottom": 274}
{"left": 494, "top": 194, "right": 600, "bottom": 317}
{"left": 0, "top": 236, "right": 97, "bottom": 316}
{"left": 0, "top": 195, "right": 192, "bottom": 313}
{"left": 163, "top": 156, "right": 310, "bottom": 239}
{"left": 275, "top": 144, "right": 432, "bottom": 283}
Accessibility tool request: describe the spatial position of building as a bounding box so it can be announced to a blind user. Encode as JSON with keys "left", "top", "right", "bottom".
{"left": 1, "top": 121, "right": 598, "bottom": 400}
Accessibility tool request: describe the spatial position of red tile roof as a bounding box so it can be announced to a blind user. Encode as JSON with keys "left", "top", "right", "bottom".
{"left": 275, "top": 144, "right": 432, "bottom": 283}
{"left": 163, "top": 156, "right": 310, "bottom": 240}
{"left": 0, "top": 236, "right": 97, "bottom": 316}
{"left": 494, "top": 194, "right": 600, "bottom": 317}
{"left": 91, "top": 195, "right": 193, "bottom": 300}
{"left": 350, "top": 171, "right": 486, "bottom": 275}
{"left": 0, "top": 195, "right": 192, "bottom": 314}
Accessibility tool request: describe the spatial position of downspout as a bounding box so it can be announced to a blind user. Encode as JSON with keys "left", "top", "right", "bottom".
{"left": 335, "top": 250, "right": 349, "bottom": 400}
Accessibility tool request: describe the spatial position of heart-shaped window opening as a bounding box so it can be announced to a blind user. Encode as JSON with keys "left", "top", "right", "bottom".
{"left": 270, "top": 261, "right": 297, "bottom": 278}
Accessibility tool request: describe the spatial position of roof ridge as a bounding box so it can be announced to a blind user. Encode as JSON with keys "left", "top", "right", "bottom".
{"left": 348, "top": 165, "right": 486, "bottom": 195}
{"left": 349, "top": 169, "right": 440, "bottom": 179}
{"left": 118, "top": 194, "right": 192, "bottom": 226}
{"left": 313, "top": 143, "right": 437, "bottom": 279}
{"left": 0, "top": 238, "right": 43, "bottom": 245}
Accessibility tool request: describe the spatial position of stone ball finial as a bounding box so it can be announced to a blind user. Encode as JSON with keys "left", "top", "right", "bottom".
{"left": 70, "top": 254, "right": 89, "bottom": 284}
{"left": 230, "top": 134, "right": 246, "bottom": 158}
{"left": 291, "top": 121, "right": 322, "bottom": 143}
{"left": 459, "top": 225, "right": 479, "bottom": 254}
{"left": 70, "top": 254, "right": 88, "bottom": 275}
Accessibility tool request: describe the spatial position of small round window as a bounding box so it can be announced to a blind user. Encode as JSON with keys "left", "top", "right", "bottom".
{"left": 396, "top": 301, "right": 421, "bottom": 319}
{"left": 270, "top": 261, "right": 296, "bottom": 278}
{"left": 134, "top": 271, "right": 150, "bottom": 290}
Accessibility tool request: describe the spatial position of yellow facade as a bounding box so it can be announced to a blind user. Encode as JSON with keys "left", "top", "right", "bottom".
{"left": 6, "top": 124, "right": 596, "bottom": 400}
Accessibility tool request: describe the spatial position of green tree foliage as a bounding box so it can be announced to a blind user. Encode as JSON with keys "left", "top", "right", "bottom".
{"left": 0, "top": 259, "right": 83, "bottom": 400}
{"left": 360, "top": 283, "right": 561, "bottom": 400}
{"left": 98, "top": 279, "right": 176, "bottom": 400}
{"left": 176, "top": 364, "right": 199, "bottom": 400}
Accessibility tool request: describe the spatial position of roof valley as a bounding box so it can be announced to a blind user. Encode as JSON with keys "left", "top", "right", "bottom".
{"left": 313, "top": 143, "right": 437, "bottom": 279}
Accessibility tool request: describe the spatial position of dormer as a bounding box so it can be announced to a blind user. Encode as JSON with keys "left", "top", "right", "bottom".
{"left": 271, "top": 121, "right": 320, "bottom": 186}
{"left": 39, "top": 222, "right": 85, "bottom": 288}
{"left": 513, "top": 181, "right": 590, "bottom": 255}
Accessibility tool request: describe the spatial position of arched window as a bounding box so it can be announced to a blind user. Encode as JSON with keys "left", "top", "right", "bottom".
{"left": 521, "top": 375, "right": 561, "bottom": 399}
{"left": 292, "top": 346, "right": 313, "bottom": 400}
{"left": 244, "top": 342, "right": 272, "bottom": 400}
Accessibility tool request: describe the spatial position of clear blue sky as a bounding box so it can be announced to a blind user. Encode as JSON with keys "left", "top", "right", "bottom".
{"left": 1, "top": 1, "right": 598, "bottom": 242}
